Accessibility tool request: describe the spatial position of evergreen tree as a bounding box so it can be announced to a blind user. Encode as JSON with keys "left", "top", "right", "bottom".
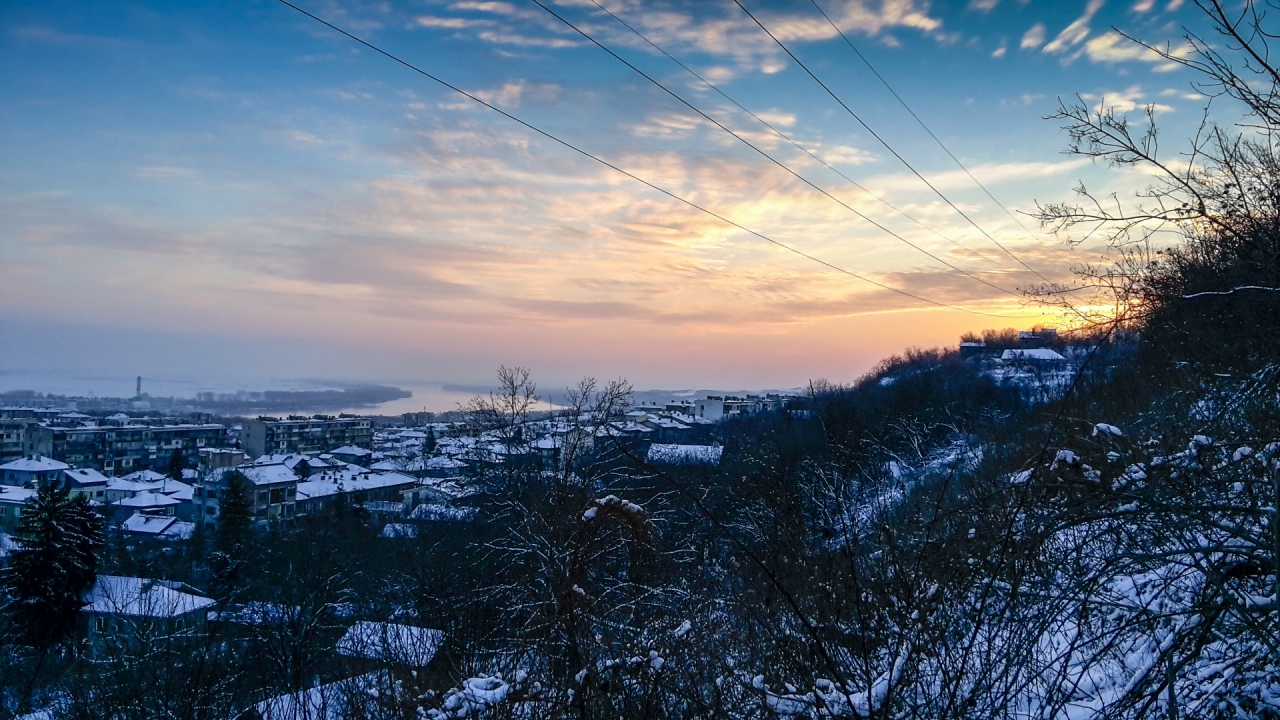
{"left": 166, "top": 448, "right": 186, "bottom": 481}
{"left": 216, "top": 470, "right": 254, "bottom": 555}
{"left": 0, "top": 480, "right": 104, "bottom": 646}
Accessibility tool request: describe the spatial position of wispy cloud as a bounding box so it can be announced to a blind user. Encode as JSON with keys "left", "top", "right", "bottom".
{"left": 1043, "top": 0, "right": 1105, "bottom": 55}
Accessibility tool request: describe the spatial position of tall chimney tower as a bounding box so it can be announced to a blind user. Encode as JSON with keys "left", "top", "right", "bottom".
{"left": 136, "top": 376, "right": 142, "bottom": 396}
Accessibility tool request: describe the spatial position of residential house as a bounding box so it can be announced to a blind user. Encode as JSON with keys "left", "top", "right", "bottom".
{"left": 64, "top": 467, "right": 110, "bottom": 501}
{"left": 329, "top": 445, "right": 374, "bottom": 466}
{"left": 249, "top": 671, "right": 394, "bottom": 720}
{"left": 295, "top": 471, "right": 417, "bottom": 517}
{"left": 81, "top": 576, "right": 216, "bottom": 660}
{"left": 335, "top": 621, "right": 444, "bottom": 668}
{"left": 241, "top": 463, "right": 299, "bottom": 524}
{"left": 121, "top": 513, "right": 195, "bottom": 541}
{"left": 1000, "top": 348, "right": 1067, "bottom": 364}
{"left": 0, "top": 455, "right": 70, "bottom": 487}
{"left": 0, "top": 486, "right": 36, "bottom": 532}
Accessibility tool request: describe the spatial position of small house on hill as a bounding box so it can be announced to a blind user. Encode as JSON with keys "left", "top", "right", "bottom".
{"left": 1001, "top": 348, "right": 1067, "bottom": 364}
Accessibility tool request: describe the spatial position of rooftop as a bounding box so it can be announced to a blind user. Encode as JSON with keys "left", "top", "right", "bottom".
{"left": 335, "top": 621, "right": 444, "bottom": 666}
{"left": 82, "top": 576, "right": 215, "bottom": 617}
{"left": 0, "top": 456, "right": 70, "bottom": 473}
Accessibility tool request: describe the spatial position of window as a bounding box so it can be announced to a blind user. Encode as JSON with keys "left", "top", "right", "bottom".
{"left": 95, "top": 617, "right": 107, "bottom": 632}
{"left": 270, "top": 488, "right": 284, "bottom": 504}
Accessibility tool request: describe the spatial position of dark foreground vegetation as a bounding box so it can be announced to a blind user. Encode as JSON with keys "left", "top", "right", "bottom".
{"left": 4, "top": 2, "right": 1280, "bottom": 718}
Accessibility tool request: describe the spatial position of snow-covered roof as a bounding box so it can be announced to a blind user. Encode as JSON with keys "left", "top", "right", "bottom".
{"left": 1001, "top": 348, "right": 1066, "bottom": 362}
{"left": 380, "top": 523, "right": 418, "bottom": 538}
{"left": 335, "top": 621, "right": 444, "bottom": 666}
{"left": 117, "top": 492, "right": 180, "bottom": 508}
{"left": 0, "top": 456, "right": 70, "bottom": 472}
{"left": 296, "top": 471, "right": 418, "bottom": 502}
{"left": 408, "top": 503, "right": 478, "bottom": 522}
{"left": 106, "top": 478, "right": 164, "bottom": 494}
{"left": 82, "top": 576, "right": 215, "bottom": 617}
{"left": 122, "top": 513, "right": 177, "bottom": 535}
{"left": 157, "top": 480, "right": 194, "bottom": 502}
{"left": 240, "top": 463, "right": 298, "bottom": 486}
{"left": 254, "top": 672, "right": 390, "bottom": 720}
{"left": 646, "top": 444, "right": 724, "bottom": 466}
{"left": 330, "top": 445, "right": 372, "bottom": 456}
{"left": 121, "top": 469, "right": 168, "bottom": 483}
{"left": 427, "top": 455, "right": 467, "bottom": 469}
{"left": 0, "top": 486, "right": 37, "bottom": 504}
{"left": 121, "top": 513, "right": 193, "bottom": 539}
{"left": 64, "top": 467, "right": 110, "bottom": 486}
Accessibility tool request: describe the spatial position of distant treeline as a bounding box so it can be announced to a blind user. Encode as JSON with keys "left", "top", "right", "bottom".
{"left": 0, "top": 385, "right": 411, "bottom": 413}
{"left": 189, "top": 385, "right": 411, "bottom": 411}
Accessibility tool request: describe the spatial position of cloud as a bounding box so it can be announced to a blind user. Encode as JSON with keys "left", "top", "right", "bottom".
{"left": 134, "top": 166, "right": 198, "bottom": 180}
{"left": 11, "top": 25, "right": 133, "bottom": 49}
{"left": 475, "top": 30, "right": 579, "bottom": 48}
{"left": 415, "top": 15, "right": 492, "bottom": 29}
{"left": 861, "top": 158, "right": 1093, "bottom": 196}
{"left": 1043, "top": 0, "right": 1105, "bottom": 55}
{"left": 820, "top": 145, "right": 878, "bottom": 166}
{"left": 992, "top": 41, "right": 1007, "bottom": 58}
{"left": 1085, "top": 84, "right": 1174, "bottom": 113}
{"left": 1131, "top": 0, "right": 1156, "bottom": 12}
{"left": 1021, "top": 22, "right": 1046, "bottom": 50}
{"left": 411, "top": 0, "right": 949, "bottom": 76}
{"left": 1083, "top": 31, "right": 1188, "bottom": 71}
{"left": 969, "top": 0, "right": 1000, "bottom": 11}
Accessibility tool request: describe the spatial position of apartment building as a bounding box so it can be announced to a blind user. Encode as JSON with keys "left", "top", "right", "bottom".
{"left": 241, "top": 415, "right": 373, "bottom": 458}
{"left": 25, "top": 424, "right": 228, "bottom": 475}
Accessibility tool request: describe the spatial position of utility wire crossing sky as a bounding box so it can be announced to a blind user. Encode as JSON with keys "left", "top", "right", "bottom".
{"left": 1, "top": 0, "right": 1210, "bottom": 395}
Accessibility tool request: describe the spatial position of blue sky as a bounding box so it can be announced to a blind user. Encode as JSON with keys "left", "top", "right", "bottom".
{"left": 1, "top": 0, "right": 1214, "bottom": 402}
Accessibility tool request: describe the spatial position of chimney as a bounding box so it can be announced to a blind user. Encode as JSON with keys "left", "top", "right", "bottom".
{"left": 136, "top": 376, "right": 142, "bottom": 396}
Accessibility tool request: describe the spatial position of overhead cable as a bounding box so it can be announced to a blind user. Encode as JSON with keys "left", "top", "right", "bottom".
{"left": 585, "top": 0, "right": 1002, "bottom": 266}
{"left": 732, "top": 0, "right": 1055, "bottom": 283}
{"left": 275, "top": 0, "right": 1041, "bottom": 319}
{"left": 526, "top": 0, "right": 1027, "bottom": 300}
{"left": 808, "top": 0, "right": 1072, "bottom": 263}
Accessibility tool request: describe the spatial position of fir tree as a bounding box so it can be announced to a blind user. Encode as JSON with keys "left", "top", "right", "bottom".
{"left": 166, "top": 448, "right": 186, "bottom": 481}
{"left": 0, "top": 480, "right": 104, "bottom": 646}
{"left": 216, "top": 470, "right": 254, "bottom": 555}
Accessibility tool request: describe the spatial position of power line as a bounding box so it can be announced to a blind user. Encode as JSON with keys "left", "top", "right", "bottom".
{"left": 525, "top": 0, "right": 1027, "bottom": 301}
{"left": 584, "top": 0, "right": 1002, "bottom": 267}
{"left": 807, "top": 0, "right": 1072, "bottom": 264}
{"left": 732, "top": 0, "right": 1055, "bottom": 284}
{"left": 275, "top": 0, "right": 1042, "bottom": 319}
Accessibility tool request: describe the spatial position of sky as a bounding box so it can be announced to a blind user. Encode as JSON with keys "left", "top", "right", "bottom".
{"left": 0, "top": 0, "right": 1217, "bottom": 405}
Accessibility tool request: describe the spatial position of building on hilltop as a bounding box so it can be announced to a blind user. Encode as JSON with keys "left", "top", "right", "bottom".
{"left": 1001, "top": 348, "right": 1067, "bottom": 364}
